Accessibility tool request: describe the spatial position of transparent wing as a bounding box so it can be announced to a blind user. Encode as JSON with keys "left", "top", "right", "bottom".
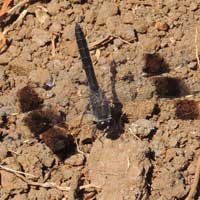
{"left": 75, "top": 80, "right": 137, "bottom": 105}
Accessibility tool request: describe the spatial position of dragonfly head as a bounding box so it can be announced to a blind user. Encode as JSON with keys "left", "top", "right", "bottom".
{"left": 95, "top": 118, "right": 112, "bottom": 132}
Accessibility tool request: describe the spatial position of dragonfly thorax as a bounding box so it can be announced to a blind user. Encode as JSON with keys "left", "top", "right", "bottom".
{"left": 95, "top": 117, "right": 112, "bottom": 132}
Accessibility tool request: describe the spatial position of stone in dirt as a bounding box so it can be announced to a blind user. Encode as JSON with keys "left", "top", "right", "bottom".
{"left": 122, "top": 12, "right": 134, "bottom": 24}
{"left": 0, "top": 53, "right": 12, "bottom": 65}
{"left": 0, "top": 144, "right": 8, "bottom": 161}
{"left": 96, "top": 2, "right": 119, "bottom": 25}
{"left": 1, "top": 170, "right": 28, "bottom": 192}
{"left": 155, "top": 21, "right": 169, "bottom": 31}
{"left": 106, "top": 16, "right": 136, "bottom": 41}
{"left": 29, "top": 67, "right": 51, "bottom": 86}
{"left": 152, "top": 168, "right": 188, "bottom": 199}
{"left": 28, "top": 187, "right": 63, "bottom": 200}
{"left": 63, "top": 24, "right": 76, "bottom": 41}
{"left": 85, "top": 9, "right": 97, "bottom": 23}
{"left": 1, "top": 157, "right": 28, "bottom": 192}
{"left": 190, "top": 3, "right": 198, "bottom": 11}
{"left": 134, "top": 20, "right": 148, "bottom": 33}
{"left": 35, "top": 8, "right": 50, "bottom": 25}
{"left": 128, "top": 119, "right": 155, "bottom": 138}
{"left": 64, "top": 40, "right": 78, "bottom": 57}
{"left": 116, "top": 24, "right": 136, "bottom": 42}
{"left": 17, "top": 143, "right": 55, "bottom": 177}
{"left": 12, "top": 193, "right": 27, "bottom": 200}
{"left": 123, "top": 100, "right": 156, "bottom": 122}
{"left": 49, "top": 22, "right": 62, "bottom": 34}
{"left": 142, "top": 37, "right": 161, "bottom": 54}
{"left": 32, "top": 29, "right": 50, "bottom": 47}
{"left": 64, "top": 154, "right": 85, "bottom": 166}
{"left": 106, "top": 15, "right": 121, "bottom": 33}
{"left": 9, "top": 57, "right": 36, "bottom": 76}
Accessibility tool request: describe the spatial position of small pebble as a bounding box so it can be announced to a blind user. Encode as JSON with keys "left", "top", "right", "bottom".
{"left": 160, "top": 40, "right": 168, "bottom": 48}
{"left": 113, "top": 38, "right": 123, "bottom": 49}
{"left": 45, "top": 91, "right": 55, "bottom": 98}
{"left": 142, "top": 37, "right": 161, "bottom": 53}
{"left": 63, "top": 24, "right": 75, "bottom": 41}
{"left": 188, "top": 62, "right": 197, "bottom": 70}
{"left": 135, "top": 22, "right": 148, "bottom": 33}
{"left": 168, "top": 119, "right": 179, "bottom": 130}
{"left": 155, "top": 21, "right": 169, "bottom": 31}
{"left": 0, "top": 144, "right": 8, "bottom": 161}
{"left": 0, "top": 53, "right": 11, "bottom": 65}
{"left": 190, "top": 3, "right": 198, "bottom": 11}
{"left": 65, "top": 41, "right": 78, "bottom": 57}
{"left": 60, "top": 165, "right": 73, "bottom": 180}
{"left": 29, "top": 68, "right": 51, "bottom": 86}
{"left": 128, "top": 119, "right": 155, "bottom": 138}
{"left": 117, "top": 24, "right": 136, "bottom": 41}
{"left": 32, "top": 29, "right": 50, "bottom": 47}
{"left": 35, "top": 8, "right": 49, "bottom": 24}
{"left": 96, "top": 2, "right": 119, "bottom": 25}
{"left": 49, "top": 22, "right": 62, "bottom": 34}
{"left": 64, "top": 154, "right": 85, "bottom": 166}
{"left": 106, "top": 16, "right": 121, "bottom": 33}
{"left": 85, "top": 9, "right": 97, "bottom": 23}
{"left": 122, "top": 12, "right": 134, "bottom": 24}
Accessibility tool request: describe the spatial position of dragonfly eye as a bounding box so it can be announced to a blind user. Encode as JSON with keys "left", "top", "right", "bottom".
{"left": 96, "top": 119, "right": 112, "bottom": 132}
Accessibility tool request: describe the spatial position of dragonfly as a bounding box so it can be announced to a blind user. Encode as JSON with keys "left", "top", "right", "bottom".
{"left": 75, "top": 23, "right": 121, "bottom": 137}
{"left": 75, "top": 23, "right": 112, "bottom": 131}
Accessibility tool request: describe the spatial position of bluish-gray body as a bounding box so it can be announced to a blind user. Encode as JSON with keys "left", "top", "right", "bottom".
{"left": 75, "top": 23, "right": 111, "bottom": 130}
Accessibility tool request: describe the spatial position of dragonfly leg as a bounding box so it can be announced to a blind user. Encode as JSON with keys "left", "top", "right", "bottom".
{"left": 91, "top": 125, "right": 105, "bottom": 146}
{"left": 91, "top": 125, "right": 97, "bottom": 140}
{"left": 79, "top": 103, "right": 90, "bottom": 127}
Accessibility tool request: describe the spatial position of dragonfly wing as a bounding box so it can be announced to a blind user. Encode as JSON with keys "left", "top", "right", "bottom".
{"left": 73, "top": 80, "right": 137, "bottom": 105}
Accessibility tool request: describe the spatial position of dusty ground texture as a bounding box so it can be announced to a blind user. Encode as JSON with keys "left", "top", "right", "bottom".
{"left": 1, "top": 0, "right": 200, "bottom": 199}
